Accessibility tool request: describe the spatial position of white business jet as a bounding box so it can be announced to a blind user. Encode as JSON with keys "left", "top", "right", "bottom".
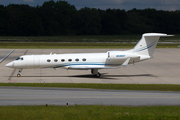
{"left": 6, "top": 33, "right": 172, "bottom": 77}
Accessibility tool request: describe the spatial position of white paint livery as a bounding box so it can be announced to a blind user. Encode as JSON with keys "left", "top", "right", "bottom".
{"left": 6, "top": 33, "right": 172, "bottom": 77}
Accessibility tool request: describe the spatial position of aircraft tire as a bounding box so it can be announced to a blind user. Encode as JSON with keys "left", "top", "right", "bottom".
{"left": 96, "top": 72, "right": 101, "bottom": 78}
{"left": 17, "top": 74, "right": 21, "bottom": 77}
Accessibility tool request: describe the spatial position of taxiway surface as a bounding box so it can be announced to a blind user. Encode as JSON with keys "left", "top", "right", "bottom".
{"left": 1, "top": 87, "right": 180, "bottom": 106}
{"left": 0, "top": 49, "right": 180, "bottom": 84}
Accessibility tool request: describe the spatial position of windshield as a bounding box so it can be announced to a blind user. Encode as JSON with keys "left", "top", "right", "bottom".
{"left": 15, "top": 57, "right": 23, "bottom": 60}
{"left": 16, "top": 57, "right": 20, "bottom": 60}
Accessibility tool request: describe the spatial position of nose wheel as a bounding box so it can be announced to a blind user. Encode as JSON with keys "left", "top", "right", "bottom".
{"left": 17, "top": 73, "right": 21, "bottom": 77}
{"left": 17, "top": 69, "right": 23, "bottom": 77}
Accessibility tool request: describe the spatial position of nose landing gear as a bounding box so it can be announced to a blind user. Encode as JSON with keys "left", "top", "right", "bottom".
{"left": 17, "top": 69, "right": 23, "bottom": 77}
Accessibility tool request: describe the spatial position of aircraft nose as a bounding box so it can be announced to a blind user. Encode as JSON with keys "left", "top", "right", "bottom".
{"left": 5, "top": 62, "right": 14, "bottom": 68}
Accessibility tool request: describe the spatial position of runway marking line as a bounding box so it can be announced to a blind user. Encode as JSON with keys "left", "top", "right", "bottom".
{"left": 0, "top": 49, "right": 14, "bottom": 63}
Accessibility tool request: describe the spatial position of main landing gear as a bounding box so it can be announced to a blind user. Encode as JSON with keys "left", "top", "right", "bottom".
{"left": 91, "top": 69, "right": 101, "bottom": 77}
{"left": 17, "top": 69, "right": 23, "bottom": 77}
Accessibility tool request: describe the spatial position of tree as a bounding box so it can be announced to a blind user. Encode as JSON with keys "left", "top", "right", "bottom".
{"left": 0, "top": 5, "right": 9, "bottom": 35}
{"left": 0, "top": 1, "right": 180, "bottom": 36}
{"left": 19, "top": 11, "right": 43, "bottom": 36}
{"left": 100, "top": 9, "right": 122, "bottom": 35}
{"left": 41, "top": 0, "right": 77, "bottom": 35}
{"left": 126, "top": 8, "right": 153, "bottom": 34}
{"left": 77, "top": 7, "right": 101, "bottom": 35}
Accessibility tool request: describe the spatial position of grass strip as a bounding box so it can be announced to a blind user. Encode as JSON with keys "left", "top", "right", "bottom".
{"left": 0, "top": 42, "right": 180, "bottom": 49}
{"left": 0, "top": 42, "right": 134, "bottom": 49}
{"left": 1, "top": 83, "right": 180, "bottom": 91}
{"left": 0, "top": 105, "right": 180, "bottom": 120}
{"left": 0, "top": 35, "right": 142, "bottom": 42}
{"left": 0, "top": 34, "right": 180, "bottom": 42}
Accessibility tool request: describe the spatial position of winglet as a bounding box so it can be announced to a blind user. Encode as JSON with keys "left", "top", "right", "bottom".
{"left": 121, "top": 58, "right": 130, "bottom": 67}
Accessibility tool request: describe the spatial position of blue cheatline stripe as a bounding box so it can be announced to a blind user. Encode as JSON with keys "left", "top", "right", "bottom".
{"left": 54, "top": 62, "right": 105, "bottom": 68}
{"left": 134, "top": 40, "right": 158, "bottom": 52}
{"left": 45, "top": 62, "right": 120, "bottom": 68}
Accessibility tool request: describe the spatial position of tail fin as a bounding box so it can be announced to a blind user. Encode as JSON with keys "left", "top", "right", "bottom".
{"left": 133, "top": 33, "right": 172, "bottom": 57}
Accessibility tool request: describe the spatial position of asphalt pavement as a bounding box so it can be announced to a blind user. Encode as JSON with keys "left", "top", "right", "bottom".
{"left": 0, "top": 49, "right": 180, "bottom": 84}
{"left": 0, "top": 87, "right": 180, "bottom": 106}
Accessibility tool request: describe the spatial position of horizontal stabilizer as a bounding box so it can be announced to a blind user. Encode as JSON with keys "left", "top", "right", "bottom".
{"left": 121, "top": 58, "right": 130, "bottom": 67}
{"left": 143, "top": 33, "right": 173, "bottom": 37}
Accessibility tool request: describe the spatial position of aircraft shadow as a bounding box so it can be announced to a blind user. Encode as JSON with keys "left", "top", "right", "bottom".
{"left": 70, "top": 74, "right": 156, "bottom": 79}
{"left": 103, "top": 74, "right": 156, "bottom": 78}
{"left": 8, "top": 74, "right": 156, "bottom": 80}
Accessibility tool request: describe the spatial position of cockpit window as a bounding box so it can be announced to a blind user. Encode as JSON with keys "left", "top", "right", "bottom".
{"left": 15, "top": 57, "right": 23, "bottom": 60}
{"left": 16, "top": 57, "right": 20, "bottom": 60}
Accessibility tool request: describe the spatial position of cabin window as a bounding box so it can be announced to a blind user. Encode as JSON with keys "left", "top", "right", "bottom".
{"left": 82, "top": 58, "right": 86, "bottom": 61}
{"left": 61, "top": 59, "right": 65, "bottom": 62}
{"left": 47, "top": 59, "right": 51, "bottom": 62}
{"left": 68, "top": 59, "right": 72, "bottom": 62}
{"left": 75, "top": 58, "right": 79, "bottom": 62}
{"left": 54, "top": 59, "right": 58, "bottom": 62}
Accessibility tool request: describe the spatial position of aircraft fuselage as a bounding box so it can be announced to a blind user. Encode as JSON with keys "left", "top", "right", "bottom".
{"left": 6, "top": 51, "right": 139, "bottom": 69}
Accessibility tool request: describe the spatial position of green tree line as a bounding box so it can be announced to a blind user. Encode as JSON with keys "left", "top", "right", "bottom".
{"left": 0, "top": 0, "right": 180, "bottom": 36}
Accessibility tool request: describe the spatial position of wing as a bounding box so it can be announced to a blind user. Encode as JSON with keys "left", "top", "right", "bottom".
{"left": 67, "top": 66, "right": 118, "bottom": 70}
{"left": 67, "top": 57, "right": 133, "bottom": 70}
{"left": 121, "top": 57, "right": 130, "bottom": 67}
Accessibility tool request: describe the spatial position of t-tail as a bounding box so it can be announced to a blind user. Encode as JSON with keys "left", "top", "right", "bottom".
{"left": 132, "top": 33, "right": 172, "bottom": 60}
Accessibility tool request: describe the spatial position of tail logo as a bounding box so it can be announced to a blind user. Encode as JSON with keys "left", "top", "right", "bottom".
{"left": 133, "top": 40, "right": 158, "bottom": 52}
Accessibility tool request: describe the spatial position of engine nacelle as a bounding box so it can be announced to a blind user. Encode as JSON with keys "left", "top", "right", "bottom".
{"left": 107, "top": 51, "right": 137, "bottom": 59}
{"left": 107, "top": 51, "right": 140, "bottom": 64}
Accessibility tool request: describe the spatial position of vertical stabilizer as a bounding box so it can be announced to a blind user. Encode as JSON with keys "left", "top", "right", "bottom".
{"left": 133, "top": 33, "right": 171, "bottom": 57}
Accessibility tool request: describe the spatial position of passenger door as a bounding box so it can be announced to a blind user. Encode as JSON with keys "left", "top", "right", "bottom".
{"left": 34, "top": 57, "right": 40, "bottom": 67}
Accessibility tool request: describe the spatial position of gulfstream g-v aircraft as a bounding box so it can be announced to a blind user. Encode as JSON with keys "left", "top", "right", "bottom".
{"left": 6, "top": 33, "right": 172, "bottom": 77}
